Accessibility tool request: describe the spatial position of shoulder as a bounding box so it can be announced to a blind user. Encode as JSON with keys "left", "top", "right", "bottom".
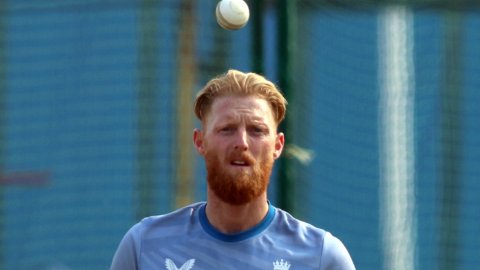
{"left": 273, "top": 207, "right": 327, "bottom": 240}
{"left": 269, "top": 207, "right": 327, "bottom": 261}
{"left": 320, "top": 232, "right": 356, "bottom": 270}
{"left": 133, "top": 202, "right": 204, "bottom": 237}
{"left": 118, "top": 202, "right": 204, "bottom": 247}
{"left": 110, "top": 203, "right": 205, "bottom": 270}
{"left": 272, "top": 207, "right": 355, "bottom": 269}
{"left": 139, "top": 202, "right": 204, "bottom": 227}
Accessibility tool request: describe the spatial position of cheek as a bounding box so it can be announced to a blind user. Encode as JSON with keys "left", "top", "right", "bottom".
{"left": 252, "top": 140, "right": 276, "bottom": 157}
{"left": 204, "top": 139, "right": 227, "bottom": 156}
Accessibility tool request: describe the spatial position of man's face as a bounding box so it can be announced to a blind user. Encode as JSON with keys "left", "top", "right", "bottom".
{"left": 194, "top": 95, "right": 284, "bottom": 205}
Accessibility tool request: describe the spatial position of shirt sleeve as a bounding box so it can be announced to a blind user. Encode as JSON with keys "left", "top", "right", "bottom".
{"left": 320, "top": 232, "right": 356, "bottom": 270}
{"left": 109, "top": 224, "right": 141, "bottom": 270}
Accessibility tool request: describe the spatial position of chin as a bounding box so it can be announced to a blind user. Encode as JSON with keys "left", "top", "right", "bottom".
{"left": 205, "top": 151, "right": 272, "bottom": 205}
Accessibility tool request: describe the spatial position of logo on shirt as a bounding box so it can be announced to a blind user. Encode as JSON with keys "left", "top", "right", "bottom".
{"left": 164, "top": 257, "right": 291, "bottom": 269}
{"left": 165, "top": 258, "right": 196, "bottom": 270}
{"left": 273, "top": 259, "right": 291, "bottom": 270}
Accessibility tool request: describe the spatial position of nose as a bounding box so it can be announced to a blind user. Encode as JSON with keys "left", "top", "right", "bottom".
{"left": 233, "top": 129, "right": 248, "bottom": 151}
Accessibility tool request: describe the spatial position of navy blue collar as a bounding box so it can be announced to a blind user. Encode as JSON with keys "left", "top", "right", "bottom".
{"left": 199, "top": 202, "right": 275, "bottom": 242}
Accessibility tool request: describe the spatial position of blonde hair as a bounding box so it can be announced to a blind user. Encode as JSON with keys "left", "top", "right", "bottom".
{"left": 194, "top": 69, "right": 287, "bottom": 125}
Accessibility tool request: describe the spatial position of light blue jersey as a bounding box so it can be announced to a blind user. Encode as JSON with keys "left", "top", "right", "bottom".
{"left": 110, "top": 202, "right": 355, "bottom": 270}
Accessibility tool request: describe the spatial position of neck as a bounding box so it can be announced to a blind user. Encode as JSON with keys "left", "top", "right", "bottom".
{"left": 205, "top": 189, "right": 269, "bottom": 234}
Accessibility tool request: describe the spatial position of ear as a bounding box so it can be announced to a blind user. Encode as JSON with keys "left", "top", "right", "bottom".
{"left": 273, "top": 132, "right": 285, "bottom": 159}
{"left": 193, "top": 128, "right": 206, "bottom": 156}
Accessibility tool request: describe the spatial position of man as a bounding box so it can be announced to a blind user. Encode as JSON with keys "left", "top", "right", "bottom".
{"left": 110, "top": 69, "right": 355, "bottom": 270}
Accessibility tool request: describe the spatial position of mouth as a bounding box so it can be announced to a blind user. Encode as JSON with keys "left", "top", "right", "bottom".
{"left": 230, "top": 160, "right": 250, "bottom": 167}
{"left": 229, "top": 154, "right": 255, "bottom": 167}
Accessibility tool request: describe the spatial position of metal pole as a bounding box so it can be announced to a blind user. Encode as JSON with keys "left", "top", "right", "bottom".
{"left": 136, "top": 0, "right": 159, "bottom": 220}
{"left": 439, "top": 6, "right": 463, "bottom": 270}
{"left": 175, "top": 0, "right": 196, "bottom": 208}
{"left": 251, "top": 0, "right": 264, "bottom": 74}
{"left": 277, "top": 0, "right": 296, "bottom": 212}
{"left": 378, "top": 6, "right": 416, "bottom": 270}
{"left": 0, "top": 2, "right": 6, "bottom": 267}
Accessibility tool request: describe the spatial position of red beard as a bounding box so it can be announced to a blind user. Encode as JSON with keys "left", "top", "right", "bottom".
{"left": 205, "top": 149, "right": 273, "bottom": 205}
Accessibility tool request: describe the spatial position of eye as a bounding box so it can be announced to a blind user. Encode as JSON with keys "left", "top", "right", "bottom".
{"left": 219, "top": 126, "right": 235, "bottom": 134}
{"left": 249, "top": 126, "right": 267, "bottom": 136}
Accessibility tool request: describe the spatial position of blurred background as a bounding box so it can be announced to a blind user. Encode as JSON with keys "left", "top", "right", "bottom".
{"left": 0, "top": 0, "right": 479, "bottom": 269}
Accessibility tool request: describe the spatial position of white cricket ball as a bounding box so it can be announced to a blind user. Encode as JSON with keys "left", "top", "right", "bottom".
{"left": 216, "top": 0, "right": 250, "bottom": 30}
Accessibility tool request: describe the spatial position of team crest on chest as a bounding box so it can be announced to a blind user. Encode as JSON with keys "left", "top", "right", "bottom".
{"left": 164, "top": 257, "right": 292, "bottom": 269}
{"left": 165, "top": 258, "right": 196, "bottom": 270}
{"left": 273, "top": 259, "right": 291, "bottom": 270}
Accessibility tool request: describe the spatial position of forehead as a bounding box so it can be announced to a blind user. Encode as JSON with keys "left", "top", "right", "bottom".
{"left": 206, "top": 95, "right": 275, "bottom": 124}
